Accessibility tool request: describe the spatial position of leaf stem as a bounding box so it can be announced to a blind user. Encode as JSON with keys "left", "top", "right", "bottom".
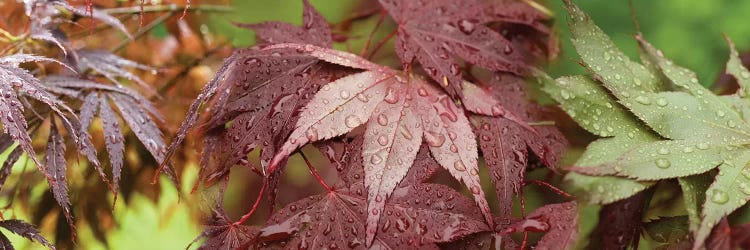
{"left": 359, "top": 10, "right": 386, "bottom": 57}
{"left": 300, "top": 150, "right": 332, "bottom": 192}
{"left": 367, "top": 29, "right": 397, "bottom": 60}
{"left": 102, "top": 4, "right": 232, "bottom": 15}
{"left": 234, "top": 179, "right": 267, "bottom": 225}
{"left": 527, "top": 179, "right": 573, "bottom": 198}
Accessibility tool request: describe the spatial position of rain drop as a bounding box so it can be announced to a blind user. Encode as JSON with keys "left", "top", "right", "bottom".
{"left": 377, "top": 114, "right": 389, "bottom": 126}
{"left": 710, "top": 189, "right": 729, "bottom": 204}
{"left": 454, "top": 161, "right": 467, "bottom": 172}
{"left": 634, "top": 96, "right": 651, "bottom": 105}
{"left": 345, "top": 115, "right": 361, "bottom": 128}
{"left": 424, "top": 131, "right": 446, "bottom": 147}
{"left": 370, "top": 155, "right": 383, "bottom": 164}
{"left": 457, "top": 19, "right": 478, "bottom": 34}
{"left": 377, "top": 135, "right": 389, "bottom": 146}
{"left": 305, "top": 128, "right": 319, "bottom": 141}
{"left": 339, "top": 90, "right": 350, "bottom": 99}
{"left": 655, "top": 158, "right": 671, "bottom": 169}
{"left": 656, "top": 98, "right": 668, "bottom": 107}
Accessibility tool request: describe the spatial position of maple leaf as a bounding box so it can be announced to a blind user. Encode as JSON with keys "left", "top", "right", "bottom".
{"left": 190, "top": 186, "right": 259, "bottom": 250}
{"left": 471, "top": 73, "right": 568, "bottom": 219}
{"left": 258, "top": 141, "right": 490, "bottom": 249}
{"left": 643, "top": 216, "right": 691, "bottom": 248}
{"left": 160, "top": 0, "right": 338, "bottom": 189}
{"left": 74, "top": 50, "right": 156, "bottom": 95}
{"left": 42, "top": 75, "right": 171, "bottom": 196}
{"left": 378, "top": 0, "right": 544, "bottom": 97}
{"left": 0, "top": 54, "right": 75, "bottom": 170}
{"left": 0, "top": 146, "right": 23, "bottom": 191}
{"left": 263, "top": 43, "right": 498, "bottom": 245}
{"left": 589, "top": 192, "right": 647, "bottom": 249}
{"left": 539, "top": 1, "right": 750, "bottom": 248}
{"left": 0, "top": 219, "right": 55, "bottom": 250}
{"left": 43, "top": 121, "right": 76, "bottom": 237}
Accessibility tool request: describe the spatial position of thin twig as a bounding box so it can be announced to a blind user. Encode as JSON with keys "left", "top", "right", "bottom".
{"left": 628, "top": 0, "right": 641, "bottom": 33}
{"left": 103, "top": 4, "right": 232, "bottom": 15}
{"left": 155, "top": 42, "right": 228, "bottom": 97}
{"left": 112, "top": 11, "right": 174, "bottom": 53}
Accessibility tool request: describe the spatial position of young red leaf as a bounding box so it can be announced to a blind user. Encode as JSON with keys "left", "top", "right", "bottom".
{"left": 378, "top": 0, "right": 527, "bottom": 97}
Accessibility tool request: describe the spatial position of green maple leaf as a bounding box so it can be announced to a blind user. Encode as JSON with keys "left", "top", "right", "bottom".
{"left": 537, "top": 0, "right": 750, "bottom": 248}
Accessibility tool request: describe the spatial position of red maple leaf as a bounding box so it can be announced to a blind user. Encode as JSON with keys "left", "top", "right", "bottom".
{"left": 263, "top": 43, "right": 505, "bottom": 245}
{"left": 260, "top": 137, "right": 489, "bottom": 248}
{"left": 378, "top": 0, "right": 549, "bottom": 98}
{"left": 472, "top": 73, "right": 568, "bottom": 219}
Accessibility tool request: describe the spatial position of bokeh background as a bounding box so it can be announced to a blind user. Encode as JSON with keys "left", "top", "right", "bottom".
{"left": 2, "top": 0, "right": 750, "bottom": 249}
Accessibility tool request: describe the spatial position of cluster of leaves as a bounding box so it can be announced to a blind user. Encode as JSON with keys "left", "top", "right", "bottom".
{"left": 169, "top": 0, "right": 577, "bottom": 248}
{"left": 0, "top": 0, "right": 185, "bottom": 248}
{"left": 537, "top": 0, "right": 750, "bottom": 248}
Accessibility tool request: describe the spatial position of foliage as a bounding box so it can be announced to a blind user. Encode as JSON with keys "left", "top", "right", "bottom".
{"left": 165, "top": 0, "right": 576, "bottom": 248}
{"left": 0, "top": 0, "right": 223, "bottom": 248}
{"left": 537, "top": 0, "right": 750, "bottom": 248}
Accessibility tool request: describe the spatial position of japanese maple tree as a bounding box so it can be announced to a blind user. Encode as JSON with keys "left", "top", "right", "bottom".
{"left": 165, "top": 0, "right": 574, "bottom": 249}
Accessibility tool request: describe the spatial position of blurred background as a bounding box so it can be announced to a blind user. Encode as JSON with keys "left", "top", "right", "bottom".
{"left": 1, "top": 0, "right": 750, "bottom": 249}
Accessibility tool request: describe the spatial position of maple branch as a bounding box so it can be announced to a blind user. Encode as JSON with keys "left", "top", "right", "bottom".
{"left": 359, "top": 10, "right": 386, "bottom": 57}
{"left": 527, "top": 180, "right": 573, "bottom": 198}
{"left": 112, "top": 11, "right": 174, "bottom": 53}
{"left": 156, "top": 42, "right": 228, "bottom": 97}
{"left": 234, "top": 179, "right": 267, "bottom": 225}
{"left": 102, "top": 4, "right": 232, "bottom": 15}
{"left": 367, "top": 29, "right": 397, "bottom": 59}
{"left": 299, "top": 151, "right": 332, "bottom": 192}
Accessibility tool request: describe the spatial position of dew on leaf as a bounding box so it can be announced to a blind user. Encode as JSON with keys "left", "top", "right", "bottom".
{"left": 655, "top": 158, "right": 671, "bottom": 169}
{"left": 710, "top": 189, "right": 729, "bottom": 204}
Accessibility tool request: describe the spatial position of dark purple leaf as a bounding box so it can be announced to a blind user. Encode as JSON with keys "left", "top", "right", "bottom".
{"left": 236, "top": 0, "right": 331, "bottom": 47}
{"left": 474, "top": 73, "right": 568, "bottom": 219}
{"left": 379, "top": 0, "right": 527, "bottom": 98}
{"left": 0, "top": 147, "right": 23, "bottom": 191}
{"left": 99, "top": 94, "right": 125, "bottom": 197}
{"left": 0, "top": 219, "right": 54, "bottom": 250}
{"left": 42, "top": 122, "right": 75, "bottom": 237}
